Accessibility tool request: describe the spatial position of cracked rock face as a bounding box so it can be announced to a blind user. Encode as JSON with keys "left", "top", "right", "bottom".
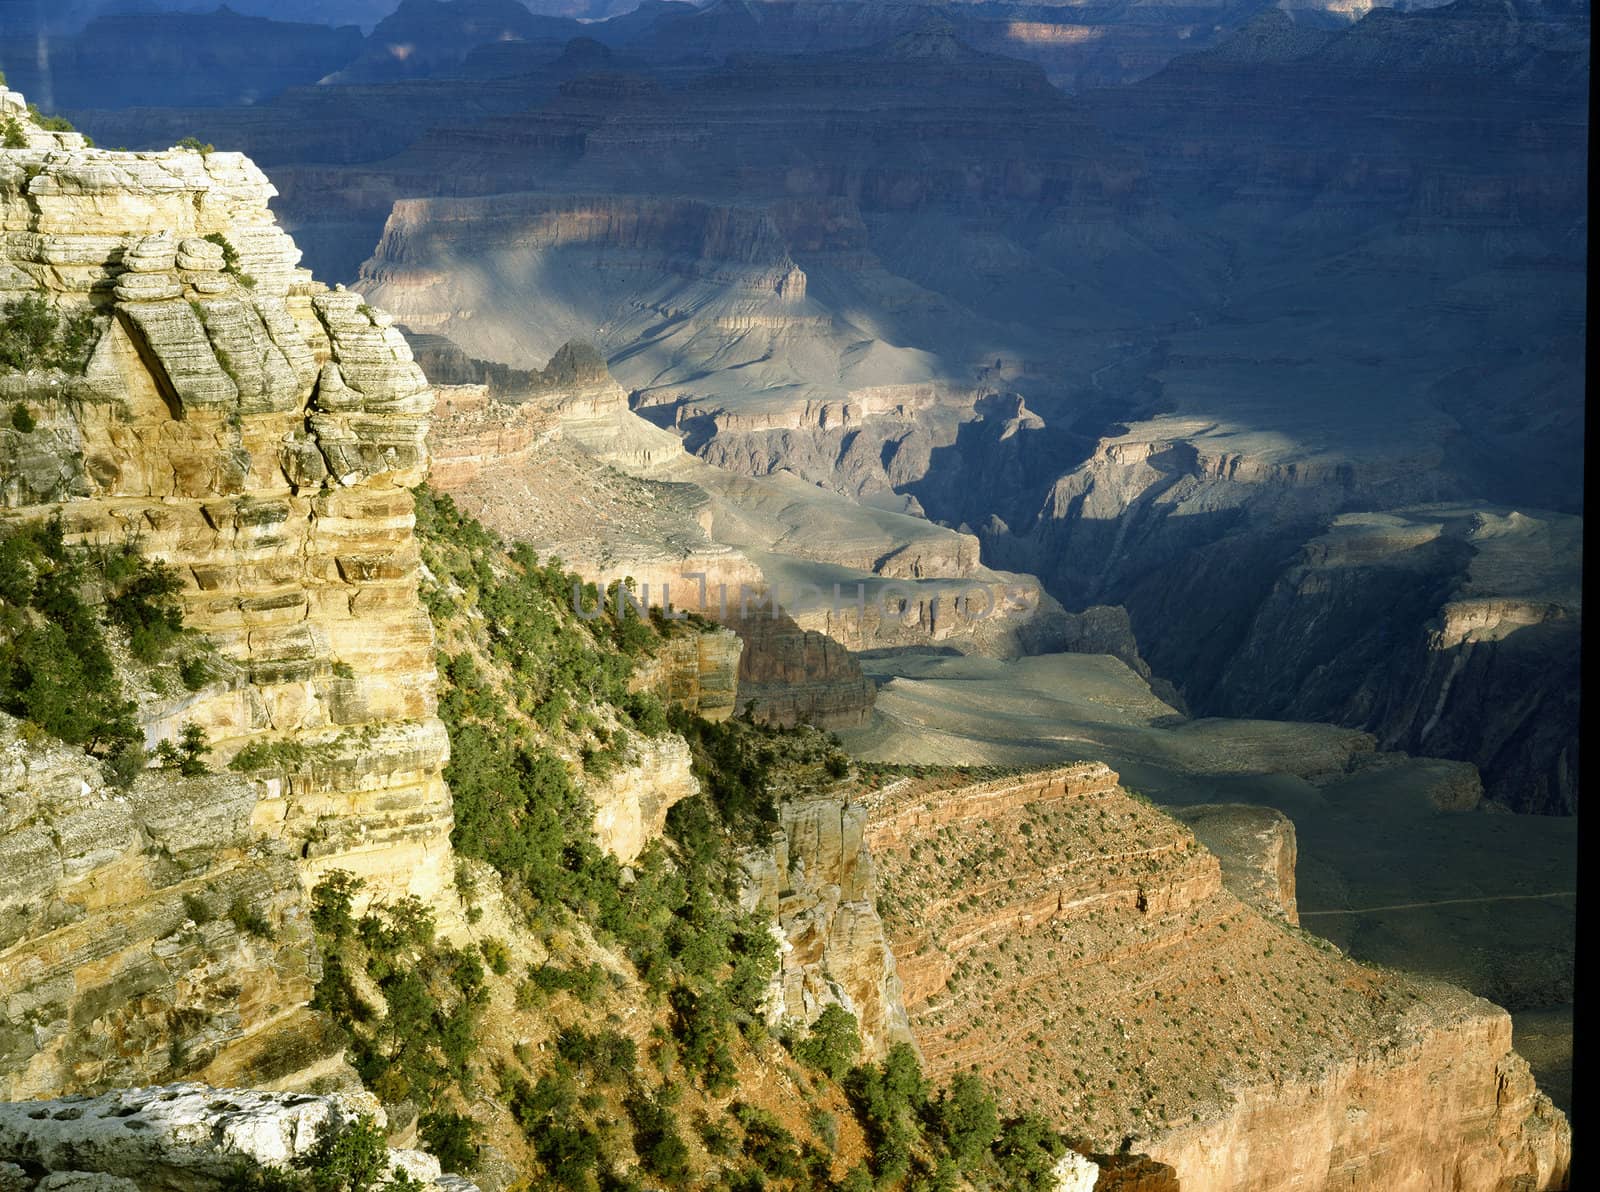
{"left": 0, "top": 714, "right": 329, "bottom": 1102}
{"left": 0, "top": 1084, "right": 477, "bottom": 1192}
{"left": 0, "top": 92, "right": 451, "bottom": 906}
{"left": 739, "top": 793, "right": 914, "bottom": 1058}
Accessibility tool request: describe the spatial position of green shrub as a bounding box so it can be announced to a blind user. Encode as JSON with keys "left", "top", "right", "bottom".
{"left": 104, "top": 556, "right": 185, "bottom": 662}
{"left": 846, "top": 1044, "right": 927, "bottom": 1185}
{"left": 179, "top": 654, "right": 211, "bottom": 690}
{"left": 732, "top": 1103, "right": 804, "bottom": 1181}
{"left": 928, "top": 1072, "right": 999, "bottom": 1171}
{"left": 628, "top": 1091, "right": 691, "bottom": 1182}
{"left": 556, "top": 1026, "right": 637, "bottom": 1086}
{"left": 792, "top": 1005, "right": 860, "bottom": 1082}
{"left": 669, "top": 985, "right": 737, "bottom": 1094}
{"left": 505, "top": 1070, "right": 601, "bottom": 1191}
{"left": 993, "top": 1112, "right": 1066, "bottom": 1192}
{"left": 203, "top": 231, "right": 256, "bottom": 288}
{"left": 229, "top": 739, "right": 313, "bottom": 773}
{"left": 419, "top": 1111, "right": 479, "bottom": 1174}
{"left": 26, "top": 103, "right": 74, "bottom": 132}
{"left": 309, "top": 874, "right": 486, "bottom": 1117}
{"left": 0, "top": 295, "right": 97, "bottom": 373}
{"left": 303, "top": 1115, "right": 390, "bottom": 1192}
{"left": 478, "top": 937, "right": 510, "bottom": 975}
{"left": 517, "top": 961, "right": 610, "bottom": 1008}
{"left": 228, "top": 896, "right": 274, "bottom": 939}
{"left": 156, "top": 721, "right": 210, "bottom": 776}
{"left": 9, "top": 402, "right": 34, "bottom": 432}
{"left": 0, "top": 519, "right": 141, "bottom": 773}
{"left": 178, "top": 135, "right": 216, "bottom": 153}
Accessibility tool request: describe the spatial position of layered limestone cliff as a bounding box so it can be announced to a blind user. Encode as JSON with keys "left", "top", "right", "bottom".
{"left": 626, "top": 626, "right": 742, "bottom": 724}
{"left": 863, "top": 764, "right": 1570, "bottom": 1190}
{"left": 726, "top": 612, "right": 876, "bottom": 731}
{"left": 0, "top": 96, "right": 455, "bottom": 1099}
{"left": 0, "top": 96, "right": 454, "bottom": 902}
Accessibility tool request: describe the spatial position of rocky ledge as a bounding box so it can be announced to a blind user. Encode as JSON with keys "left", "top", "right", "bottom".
{"left": 0, "top": 1084, "right": 476, "bottom": 1191}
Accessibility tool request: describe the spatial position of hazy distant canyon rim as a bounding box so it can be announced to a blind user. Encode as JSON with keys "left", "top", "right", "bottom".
{"left": 315, "top": 0, "right": 1583, "bottom": 817}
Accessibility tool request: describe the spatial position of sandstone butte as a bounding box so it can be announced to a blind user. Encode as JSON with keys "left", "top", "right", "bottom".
{"left": 0, "top": 93, "right": 1572, "bottom": 1190}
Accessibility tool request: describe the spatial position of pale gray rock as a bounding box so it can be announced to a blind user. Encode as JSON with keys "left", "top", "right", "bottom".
{"left": 36, "top": 1174, "right": 140, "bottom": 1192}
{"left": 0, "top": 1085, "right": 477, "bottom": 1192}
{"left": 190, "top": 296, "right": 301, "bottom": 415}
{"left": 312, "top": 293, "right": 432, "bottom": 413}
{"left": 111, "top": 276, "right": 183, "bottom": 304}
{"left": 176, "top": 239, "right": 225, "bottom": 272}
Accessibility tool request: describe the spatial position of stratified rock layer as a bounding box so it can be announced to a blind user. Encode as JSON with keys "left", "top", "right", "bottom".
{"left": 0, "top": 97, "right": 451, "bottom": 904}
{"left": 0, "top": 97, "right": 451, "bottom": 1098}
{"left": 0, "top": 717, "right": 330, "bottom": 1102}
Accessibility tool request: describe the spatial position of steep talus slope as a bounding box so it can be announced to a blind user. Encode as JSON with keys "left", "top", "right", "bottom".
{"left": 863, "top": 764, "right": 1570, "bottom": 1189}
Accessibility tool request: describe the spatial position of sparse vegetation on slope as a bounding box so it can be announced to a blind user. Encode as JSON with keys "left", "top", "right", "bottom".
{"left": 310, "top": 489, "right": 1087, "bottom": 1188}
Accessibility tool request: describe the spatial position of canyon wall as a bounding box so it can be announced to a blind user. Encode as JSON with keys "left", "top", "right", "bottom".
{"left": 627, "top": 627, "right": 742, "bottom": 724}
{"left": 0, "top": 106, "right": 917, "bottom": 1119}
{"left": 863, "top": 764, "right": 1570, "bottom": 1189}
{"left": 0, "top": 96, "right": 457, "bottom": 1098}
{"left": 585, "top": 733, "right": 699, "bottom": 867}
{"left": 0, "top": 126, "right": 455, "bottom": 899}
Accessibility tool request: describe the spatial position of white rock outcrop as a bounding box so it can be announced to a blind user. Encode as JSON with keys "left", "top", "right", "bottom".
{"left": 1050, "top": 1150, "right": 1100, "bottom": 1192}
{"left": 0, "top": 1085, "right": 477, "bottom": 1192}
